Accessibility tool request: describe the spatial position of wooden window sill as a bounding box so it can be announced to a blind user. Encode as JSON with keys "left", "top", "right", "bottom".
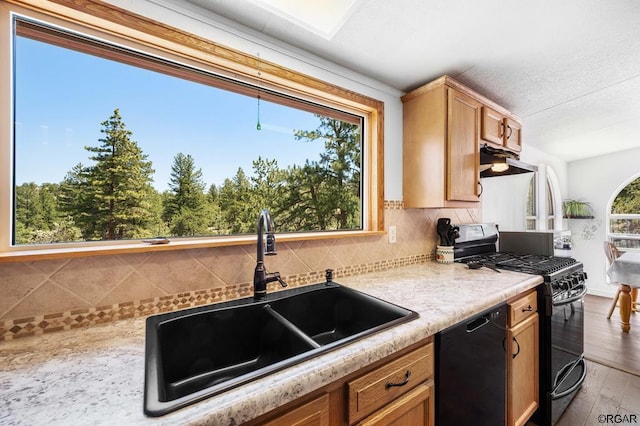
{"left": 0, "top": 230, "right": 385, "bottom": 263}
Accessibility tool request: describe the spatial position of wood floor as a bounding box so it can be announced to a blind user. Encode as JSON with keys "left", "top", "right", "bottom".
{"left": 555, "top": 295, "right": 640, "bottom": 425}
{"left": 583, "top": 294, "right": 640, "bottom": 376}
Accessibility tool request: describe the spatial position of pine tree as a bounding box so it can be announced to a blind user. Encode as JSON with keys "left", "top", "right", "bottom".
{"left": 81, "top": 109, "right": 155, "bottom": 240}
{"left": 164, "top": 153, "right": 210, "bottom": 236}
{"left": 59, "top": 163, "right": 94, "bottom": 238}
{"left": 15, "top": 182, "right": 45, "bottom": 232}
{"left": 294, "top": 117, "right": 361, "bottom": 230}
{"left": 276, "top": 161, "right": 332, "bottom": 231}
{"left": 219, "top": 168, "right": 256, "bottom": 233}
{"left": 251, "top": 156, "right": 285, "bottom": 213}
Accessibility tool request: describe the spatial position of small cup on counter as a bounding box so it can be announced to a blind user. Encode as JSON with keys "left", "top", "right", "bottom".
{"left": 436, "top": 245, "right": 454, "bottom": 264}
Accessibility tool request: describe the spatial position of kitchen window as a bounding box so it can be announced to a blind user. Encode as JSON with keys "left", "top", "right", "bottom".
{"left": 0, "top": 1, "right": 384, "bottom": 258}
{"left": 525, "top": 165, "right": 561, "bottom": 231}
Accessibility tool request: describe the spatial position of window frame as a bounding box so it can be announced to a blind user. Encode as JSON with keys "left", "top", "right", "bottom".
{"left": 0, "top": 0, "right": 385, "bottom": 261}
{"left": 607, "top": 174, "right": 640, "bottom": 251}
{"left": 525, "top": 164, "right": 562, "bottom": 231}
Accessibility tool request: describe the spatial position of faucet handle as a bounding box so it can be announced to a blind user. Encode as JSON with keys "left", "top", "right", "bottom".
{"left": 275, "top": 273, "right": 288, "bottom": 288}
{"left": 325, "top": 269, "right": 334, "bottom": 283}
{"left": 265, "top": 269, "right": 288, "bottom": 288}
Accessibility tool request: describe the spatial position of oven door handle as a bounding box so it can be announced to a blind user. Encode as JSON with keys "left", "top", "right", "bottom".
{"left": 552, "top": 284, "right": 587, "bottom": 306}
{"left": 551, "top": 357, "right": 587, "bottom": 400}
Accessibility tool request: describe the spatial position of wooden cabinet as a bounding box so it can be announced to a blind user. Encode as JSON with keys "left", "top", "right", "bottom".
{"left": 347, "top": 343, "right": 434, "bottom": 424}
{"left": 481, "top": 106, "right": 522, "bottom": 153}
{"left": 247, "top": 339, "right": 434, "bottom": 426}
{"left": 507, "top": 290, "right": 539, "bottom": 426}
{"left": 447, "top": 89, "right": 481, "bottom": 202}
{"left": 262, "top": 393, "right": 330, "bottom": 426}
{"left": 357, "top": 382, "right": 434, "bottom": 426}
{"left": 402, "top": 75, "right": 524, "bottom": 208}
{"left": 402, "top": 77, "right": 480, "bottom": 208}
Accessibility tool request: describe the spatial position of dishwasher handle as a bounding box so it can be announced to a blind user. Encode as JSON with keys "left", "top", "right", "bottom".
{"left": 466, "top": 315, "right": 490, "bottom": 333}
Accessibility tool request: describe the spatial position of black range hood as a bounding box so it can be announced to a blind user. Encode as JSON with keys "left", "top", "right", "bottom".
{"left": 479, "top": 145, "right": 537, "bottom": 178}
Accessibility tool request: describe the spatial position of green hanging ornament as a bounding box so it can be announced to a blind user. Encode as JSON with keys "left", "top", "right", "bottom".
{"left": 256, "top": 94, "right": 261, "bottom": 131}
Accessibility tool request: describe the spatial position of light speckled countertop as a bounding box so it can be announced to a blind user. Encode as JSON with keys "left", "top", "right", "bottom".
{"left": 0, "top": 262, "right": 542, "bottom": 425}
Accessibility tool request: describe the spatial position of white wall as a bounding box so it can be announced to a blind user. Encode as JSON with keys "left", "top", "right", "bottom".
{"left": 481, "top": 145, "right": 569, "bottom": 230}
{"left": 104, "top": 0, "right": 405, "bottom": 200}
{"left": 567, "top": 146, "right": 640, "bottom": 297}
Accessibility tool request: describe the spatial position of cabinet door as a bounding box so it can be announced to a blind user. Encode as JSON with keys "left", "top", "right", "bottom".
{"left": 507, "top": 313, "right": 539, "bottom": 426}
{"left": 505, "top": 118, "right": 522, "bottom": 152}
{"left": 447, "top": 89, "right": 480, "bottom": 202}
{"left": 262, "top": 393, "right": 329, "bottom": 426}
{"left": 357, "top": 381, "right": 434, "bottom": 426}
{"left": 481, "top": 106, "right": 505, "bottom": 147}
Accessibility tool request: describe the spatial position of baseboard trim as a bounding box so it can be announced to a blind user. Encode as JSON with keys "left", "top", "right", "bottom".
{"left": 587, "top": 288, "right": 616, "bottom": 298}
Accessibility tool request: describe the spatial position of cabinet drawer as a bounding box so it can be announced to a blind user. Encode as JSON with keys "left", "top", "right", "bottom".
{"left": 509, "top": 290, "right": 537, "bottom": 327}
{"left": 262, "top": 393, "right": 329, "bottom": 426}
{"left": 347, "top": 343, "right": 433, "bottom": 424}
{"left": 357, "top": 381, "right": 433, "bottom": 426}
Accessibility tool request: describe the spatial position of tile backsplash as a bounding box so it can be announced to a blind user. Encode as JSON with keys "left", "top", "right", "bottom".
{"left": 0, "top": 203, "right": 480, "bottom": 340}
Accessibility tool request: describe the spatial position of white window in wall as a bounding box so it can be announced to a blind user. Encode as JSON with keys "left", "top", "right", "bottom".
{"left": 546, "top": 179, "right": 555, "bottom": 230}
{"left": 10, "top": 18, "right": 369, "bottom": 247}
{"left": 525, "top": 165, "right": 561, "bottom": 231}
{"left": 609, "top": 175, "right": 640, "bottom": 250}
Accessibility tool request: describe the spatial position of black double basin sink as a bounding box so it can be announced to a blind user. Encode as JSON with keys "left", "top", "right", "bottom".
{"left": 144, "top": 282, "right": 418, "bottom": 416}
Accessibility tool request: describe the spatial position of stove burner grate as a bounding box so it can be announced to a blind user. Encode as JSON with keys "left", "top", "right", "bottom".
{"left": 459, "top": 252, "right": 577, "bottom": 276}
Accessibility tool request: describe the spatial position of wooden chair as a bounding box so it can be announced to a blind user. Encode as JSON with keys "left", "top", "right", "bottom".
{"left": 604, "top": 241, "right": 622, "bottom": 319}
{"left": 604, "top": 241, "right": 638, "bottom": 319}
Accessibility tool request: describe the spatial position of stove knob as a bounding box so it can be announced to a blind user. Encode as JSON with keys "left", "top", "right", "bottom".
{"left": 559, "top": 279, "right": 570, "bottom": 291}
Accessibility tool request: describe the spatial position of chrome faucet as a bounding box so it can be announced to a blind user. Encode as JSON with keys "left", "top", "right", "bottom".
{"left": 254, "top": 209, "right": 287, "bottom": 300}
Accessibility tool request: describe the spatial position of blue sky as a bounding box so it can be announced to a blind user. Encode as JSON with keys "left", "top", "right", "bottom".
{"left": 14, "top": 36, "right": 328, "bottom": 191}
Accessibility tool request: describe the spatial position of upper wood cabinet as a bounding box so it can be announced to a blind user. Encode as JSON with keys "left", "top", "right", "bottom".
{"left": 481, "top": 106, "right": 522, "bottom": 152}
{"left": 447, "top": 89, "right": 482, "bottom": 203}
{"left": 402, "top": 78, "right": 481, "bottom": 208}
{"left": 402, "top": 75, "right": 524, "bottom": 208}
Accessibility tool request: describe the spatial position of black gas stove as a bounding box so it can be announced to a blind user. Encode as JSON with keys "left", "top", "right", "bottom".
{"left": 453, "top": 223, "right": 587, "bottom": 426}
{"left": 458, "top": 251, "right": 586, "bottom": 299}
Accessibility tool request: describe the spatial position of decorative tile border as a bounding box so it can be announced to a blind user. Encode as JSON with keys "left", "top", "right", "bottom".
{"left": 0, "top": 253, "right": 432, "bottom": 341}
{"left": 384, "top": 200, "right": 404, "bottom": 210}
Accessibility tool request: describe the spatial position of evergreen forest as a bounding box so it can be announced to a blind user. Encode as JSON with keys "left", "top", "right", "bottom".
{"left": 14, "top": 109, "right": 361, "bottom": 245}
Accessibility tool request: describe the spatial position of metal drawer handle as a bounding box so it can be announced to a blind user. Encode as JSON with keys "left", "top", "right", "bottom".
{"left": 522, "top": 305, "right": 534, "bottom": 312}
{"left": 512, "top": 337, "right": 521, "bottom": 359}
{"left": 385, "top": 370, "right": 411, "bottom": 390}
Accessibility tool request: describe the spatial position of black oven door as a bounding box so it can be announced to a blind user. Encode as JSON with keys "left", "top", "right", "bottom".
{"left": 548, "top": 285, "right": 587, "bottom": 424}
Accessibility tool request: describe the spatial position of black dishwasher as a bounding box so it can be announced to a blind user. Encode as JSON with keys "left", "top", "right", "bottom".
{"left": 435, "top": 303, "right": 507, "bottom": 426}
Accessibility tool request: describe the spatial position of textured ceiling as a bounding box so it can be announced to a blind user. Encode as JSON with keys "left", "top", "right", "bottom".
{"left": 182, "top": 0, "right": 640, "bottom": 162}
